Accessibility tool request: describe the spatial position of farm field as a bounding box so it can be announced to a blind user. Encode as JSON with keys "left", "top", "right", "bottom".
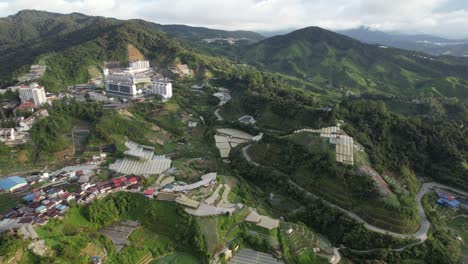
{"left": 151, "top": 252, "right": 200, "bottom": 264}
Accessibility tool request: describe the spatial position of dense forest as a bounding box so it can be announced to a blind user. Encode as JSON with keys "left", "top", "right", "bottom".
{"left": 338, "top": 98, "right": 467, "bottom": 189}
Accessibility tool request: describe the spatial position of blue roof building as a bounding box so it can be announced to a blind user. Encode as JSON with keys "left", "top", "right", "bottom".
{"left": 0, "top": 176, "right": 28, "bottom": 192}
{"left": 437, "top": 198, "right": 460, "bottom": 208}
{"left": 23, "top": 193, "right": 36, "bottom": 202}
{"left": 35, "top": 205, "right": 47, "bottom": 213}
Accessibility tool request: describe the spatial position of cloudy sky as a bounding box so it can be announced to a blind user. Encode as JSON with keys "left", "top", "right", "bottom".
{"left": 1, "top": 0, "right": 468, "bottom": 38}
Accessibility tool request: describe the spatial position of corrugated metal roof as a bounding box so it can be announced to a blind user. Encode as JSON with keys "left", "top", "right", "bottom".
{"left": 0, "top": 176, "right": 27, "bottom": 190}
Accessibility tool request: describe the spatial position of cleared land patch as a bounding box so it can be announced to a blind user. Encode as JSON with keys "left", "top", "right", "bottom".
{"left": 128, "top": 43, "right": 145, "bottom": 61}
{"left": 99, "top": 220, "right": 140, "bottom": 251}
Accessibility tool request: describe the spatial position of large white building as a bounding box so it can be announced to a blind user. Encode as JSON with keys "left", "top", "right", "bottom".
{"left": 105, "top": 74, "right": 139, "bottom": 98}
{"left": 127, "top": 60, "right": 150, "bottom": 73}
{"left": 18, "top": 83, "right": 47, "bottom": 106}
{"left": 152, "top": 79, "right": 173, "bottom": 99}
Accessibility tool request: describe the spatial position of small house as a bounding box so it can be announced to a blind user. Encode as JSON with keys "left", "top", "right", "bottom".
{"left": 35, "top": 205, "right": 47, "bottom": 214}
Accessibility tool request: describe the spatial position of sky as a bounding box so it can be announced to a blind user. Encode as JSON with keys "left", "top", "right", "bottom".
{"left": 1, "top": 0, "right": 468, "bottom": 38}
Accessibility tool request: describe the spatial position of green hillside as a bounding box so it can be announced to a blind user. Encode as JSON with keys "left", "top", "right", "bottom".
{"left": 240, "top": 27, "right": 468, "bottom": 100}
{"left": 0, "top": 10, "right": 114, "bottom": 48}
{"left": 0, "top": 10, "right": 263, "bottom": 48}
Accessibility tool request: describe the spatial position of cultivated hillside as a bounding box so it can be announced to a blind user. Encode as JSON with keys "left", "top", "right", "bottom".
{"left": 338, "top": 27, "right": 468, "bottom": 57}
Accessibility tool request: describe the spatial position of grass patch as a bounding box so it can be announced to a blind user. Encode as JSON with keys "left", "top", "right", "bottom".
{"left": 151, "top": 252, "right": 200, "bottom": 264}
{"left": 0, "top": 193, "right": 21, "bottom": 213}
{"left": 198, "top": 218, "right": 219, "bottom": 254}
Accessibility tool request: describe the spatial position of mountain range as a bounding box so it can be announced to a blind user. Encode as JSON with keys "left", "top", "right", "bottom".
{"left": 239, "top": 27, "right": 468, "bottom": 99}
{"left": 338, "top": 27, "right": 468, "bottom": 57}
{"left": 1, "top": 10, "right": 468, "bottom": 101}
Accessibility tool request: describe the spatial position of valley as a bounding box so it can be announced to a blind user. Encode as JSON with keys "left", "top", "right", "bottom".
{"left": 0, "top": 9, "right": 466, "bottom": 264}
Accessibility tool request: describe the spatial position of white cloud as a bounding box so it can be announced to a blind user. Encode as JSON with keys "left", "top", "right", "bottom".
{"left": 0, "top": 0, "right": 467, "bottom": 38}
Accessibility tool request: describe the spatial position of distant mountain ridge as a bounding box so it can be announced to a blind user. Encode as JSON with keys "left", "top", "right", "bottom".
{"left": 1, "top": 10, "right": 468, "bottom": 101}
{"left": 239, "top": 26, "right": 468, "bottom": 99}
{"left": 0, "top": 10, "right": 264, "bottom": 49}
{"left": 338, "top": 27, "right": 468, "bottom": 57}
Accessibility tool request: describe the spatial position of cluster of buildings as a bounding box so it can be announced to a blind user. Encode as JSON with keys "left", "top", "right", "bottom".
{"left": 18, "top": 83, "right": 47, "bottom": 107}
{"left": 0, "top": 109, "right": 49, "bottom": 144}
{"left": 2, "top": 188, "right": 72, "bottom": 226}
{"left": 0, "top": 82, "right": 50, "bottom": 145}
{"left": 104, "top": 60, "right": 173, "bottom": 99}
{"left": 0, "top": 175, "right": 142, "bottom": 226}
{"left": 77, "top": 175, "right": 141, "bottom": 204}
{"left": 435, "top": 190, "right": 468, "bottom": 209}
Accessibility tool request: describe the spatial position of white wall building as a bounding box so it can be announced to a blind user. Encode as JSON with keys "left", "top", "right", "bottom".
{"left": 152, "top": 79, "right": 173, "bottom": 99}
{"left": 19, "top": 83, "right": 47, "bottom": 106}
{"left": 126, "top": 60, "right": 150, "bottom": 74}
{"left": 105, "top": 74, "right": 139, "bottom": 98}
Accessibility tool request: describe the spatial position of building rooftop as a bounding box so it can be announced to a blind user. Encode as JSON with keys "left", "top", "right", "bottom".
{"left": 0, "top": 176, "right": 27, "bottom": 191}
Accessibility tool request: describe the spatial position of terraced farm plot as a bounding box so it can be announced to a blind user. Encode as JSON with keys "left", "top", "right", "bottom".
{"left": 228, "top": 248, "right": 284, "bottom": 264}
{"left": 281, "top": 222, "right": 333, "bottom": 256}
{"left": 151, "top": 252, "right": 200, "bottom": 264}
{"left": 281, "top": 222, "right": 317, "bottom": 254}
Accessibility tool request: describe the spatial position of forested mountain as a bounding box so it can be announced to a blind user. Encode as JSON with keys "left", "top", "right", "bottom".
{"left": 0, "top": 10, "right": 466, "bottom": 263}
{"left": 338, "top": 27, "right": 468, "bottom": 57}
{"left": 0, "top": 10, "right": 263, "bottom": 50}
{"left": 0, "top": 10, "right": 115, "bottom": 48}
{"left": 0, "top": 10, "right": 465, "bottom": 189}
{"left": 240, "top": 26, "right": 468, "bottom": 100}
{"left": 2, "top": 11, "right": 468, "bottom": 101}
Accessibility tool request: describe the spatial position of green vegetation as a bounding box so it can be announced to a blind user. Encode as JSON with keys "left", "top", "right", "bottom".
{"left": 279, "top": 222, "right": 330, "bottom": 264}
{"left": 0, "top": 192, "right": 21, "bottom": 213}
{"left": 0, "top": 232, "right": 21, "bottom": 261}
{"left": 34, "top": 193, "right": 208, "bottom": 263}
{"left": 151, "top": 252, "right": 200, "bottom": 264}
{"left": 246, "top": 134, "right": 419, "bottom": 233}
{"left": 448, "top": 216, "right": 468, "bottom": 259}
{"left": 0, "top": 9, "right": 466, "bottom": 264}
{"left": 230, "top": 146, "right": 413, "bottom": 250}
{"left": 239, "top": 27, "right": 468, "bottom": 100}
{"left": 338, "top": 98, "right": 467, "bottom": 189}
{"left": 344, "top": 193, "right": 462, "bottom": 264}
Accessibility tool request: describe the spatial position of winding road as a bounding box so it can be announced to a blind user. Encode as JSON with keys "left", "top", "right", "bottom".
{"left": 214, "top": 108, "right": 223, "bottom": 121}
{"left": 241, "top": 144, "right": 468, "bottom": 252}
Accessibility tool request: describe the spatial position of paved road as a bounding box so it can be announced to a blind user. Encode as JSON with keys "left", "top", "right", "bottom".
{"left": 0, "top": 219, "right": 22, "bottom": 233}
{"left": 241, "top": 144, "right": 467, "bottom": 252}
{"left": 331, "top": 248, "right": 341, "bottom": 264}
{"left": 214, "top": 108, "right": 223, "bottom": 121}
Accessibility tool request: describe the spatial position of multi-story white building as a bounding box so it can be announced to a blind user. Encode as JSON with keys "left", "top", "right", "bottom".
{"left": 129, "top": 60, "right": 150, "bottom": 69}
{"left": 18, "top": 83, "right": 47, "bottom": 106}
{"left": 127, "top": 60, "right": 150, "bottom": 73}
{"left": 152, "top": 79, "right": 173, "bottom": 99}
{"left": 105, "top": 74, "right": 139, "bottom": 98}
